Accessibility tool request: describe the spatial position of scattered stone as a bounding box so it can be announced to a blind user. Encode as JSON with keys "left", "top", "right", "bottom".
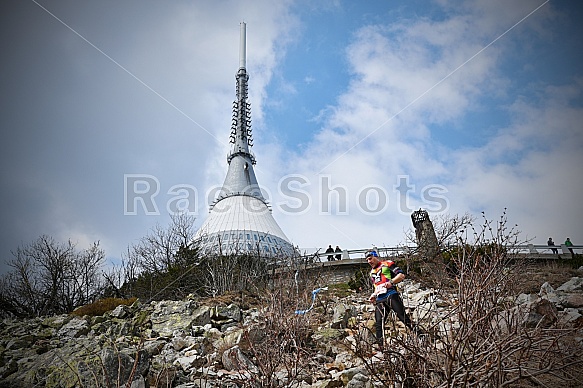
{"left": 57, "top": 317, "right": 89, "bottom": 338}
{"left": 523, "top": 298, "right": 558, "bottom": 328}
{"left": 110, "top": 304, "right": 130, "bottom": 319}
{"left": 563, "top": 293, "right": 583, "bottom": 308}
{"left": 214, "top": 304, "right": 242, "bottom": 322}
{"left": 221, "top": 345, "right": 258, "bottom": 373}
{"left": 174, "top": 354, "right": 205, "bottom": 370}
{"left": 0, "top": 276, "right": 581, "bottom": 387}
{"left": 41, "top": 314, "right": 71, "bottom": 329}
{"left": 346, "top": 372, "right": 371, "bottom": 388}
{"left": 557, "top": 277, "right": 583, "bottom": 292}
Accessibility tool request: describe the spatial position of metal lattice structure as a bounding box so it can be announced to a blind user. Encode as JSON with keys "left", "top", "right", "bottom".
{"left": 193, "top": 23, "right": 296, "bottom": 258}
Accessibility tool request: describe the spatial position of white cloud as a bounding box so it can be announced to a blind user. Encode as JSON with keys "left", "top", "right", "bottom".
{"left": 267, "top": 0, "right": 582, "bottom": 252}
{"left": 1, "top": 0, "right": 580, "bottom": 271}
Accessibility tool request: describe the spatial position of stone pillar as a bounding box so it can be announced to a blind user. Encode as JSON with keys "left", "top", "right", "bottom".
{"left": 411, "top": 209, "right": 440, "bottom": 260}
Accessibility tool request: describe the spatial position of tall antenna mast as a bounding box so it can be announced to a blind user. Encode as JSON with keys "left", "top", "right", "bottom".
{"left": 239, "top": 22, "right": 246, "bottom": 70}
{"left": 228, "top": 21, "right": 253, "bottom": 155}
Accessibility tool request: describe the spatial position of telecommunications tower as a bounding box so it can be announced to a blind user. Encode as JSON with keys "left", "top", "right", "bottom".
{"left": 193, "top": 23, "right": 296, "bottom": 258}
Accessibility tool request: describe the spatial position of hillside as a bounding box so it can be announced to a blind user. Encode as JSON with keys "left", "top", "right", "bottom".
{"left": 0, "top": 261, "right": 582, "bottom": 387}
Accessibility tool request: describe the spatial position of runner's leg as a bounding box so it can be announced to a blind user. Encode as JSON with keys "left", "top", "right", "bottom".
{"left": 388, "top": 293, "right": 412, "bottom": 329}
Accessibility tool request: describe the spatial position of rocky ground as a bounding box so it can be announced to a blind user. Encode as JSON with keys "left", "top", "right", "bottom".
{"left": 0, "top": 263, "right": 582, "bottom": 388}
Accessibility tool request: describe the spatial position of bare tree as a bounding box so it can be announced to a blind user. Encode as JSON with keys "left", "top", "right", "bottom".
{"left": 0, "top": 235, "right": 105, "bottom": 317}
{"left": 126, "top": 213, "right": 197, "bottom": 275}
{"left": 65, "top": 242, "right": 105, "bottom": 311}
{"left": 106, "top": 213, "right": 201, "bottom": 301}
{"left": 200, "top": 250, "right": 269, "bottom": 297}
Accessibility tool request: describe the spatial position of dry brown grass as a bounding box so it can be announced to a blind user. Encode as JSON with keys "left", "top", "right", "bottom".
{"left": 71, "top": 297, "right": 138, "bottom": 317}
{"left": 518, "top": 261, "right": 580, "bottom": 294}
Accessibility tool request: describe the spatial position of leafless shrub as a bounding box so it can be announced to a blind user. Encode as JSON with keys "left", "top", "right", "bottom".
{"left": 353, "top": 211, "right": 583, "bottom": 387}
{"left": 403, "top": 212, "right": 475, "bottom": 285}
{"left": 232, "top": 269, "right": 322, "bottom": 387}
{"left": 101, "top": 213, "right": 202, "bottom": 301}
{"left": 0, "top": 235, "right": 105, "bottom": 317}
{"left": 150, "top": 364, "right": 177, "bottom": 388}
{"left": 198, "top": 251, "right": 270, "bottom": 297}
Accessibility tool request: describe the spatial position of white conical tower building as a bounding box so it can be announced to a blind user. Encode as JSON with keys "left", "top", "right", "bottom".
{"left": 193, "top": 23, "right": 296, "bottom": 258}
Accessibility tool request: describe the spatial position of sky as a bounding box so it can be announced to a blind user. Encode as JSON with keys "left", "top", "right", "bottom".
{"left": 1, "top": 0, "right": 582, "bottom": 272}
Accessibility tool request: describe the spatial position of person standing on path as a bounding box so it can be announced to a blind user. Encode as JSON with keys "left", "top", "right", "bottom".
{"left": 565, "top": 238, "right": 574, "bottom": 256}
{"left": 325, "top": 245, "right": 334, "bottom": 261}
{"left": 548, "top": 237, "right": 558, "bottom": 254}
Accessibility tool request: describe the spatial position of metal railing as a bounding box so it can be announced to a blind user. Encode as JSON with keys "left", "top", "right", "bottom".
{"left": 508, "top": 244, "right": 581, "bottom": 255}
{"left": 300, "top": 244, "right": 582, "bottom": 262}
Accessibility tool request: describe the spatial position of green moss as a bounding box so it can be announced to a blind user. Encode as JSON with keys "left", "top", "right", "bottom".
{"left": 134, "top": 309, "right": 150, "bottom": 326}
{"left": 327, "top": 283, "right": 353, "bottom": 298}
{"left": 314, "top": 327, "right": 344, "bottom": 340}
{"left": 45, "top": 364, "right": 81, "bottom": 388}
{"left": 329, "top": 283, "right": 350, "bottom": 291}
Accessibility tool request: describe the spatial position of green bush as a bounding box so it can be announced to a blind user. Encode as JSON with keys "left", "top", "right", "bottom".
{"left": 71, "top": 297, "right": 137, "bottom": 317}
{"left": 327, "top": 282, "right": 353, "bottom": 298}
{"left": 348, "top": 268, "right": 369, "bottom": 291}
